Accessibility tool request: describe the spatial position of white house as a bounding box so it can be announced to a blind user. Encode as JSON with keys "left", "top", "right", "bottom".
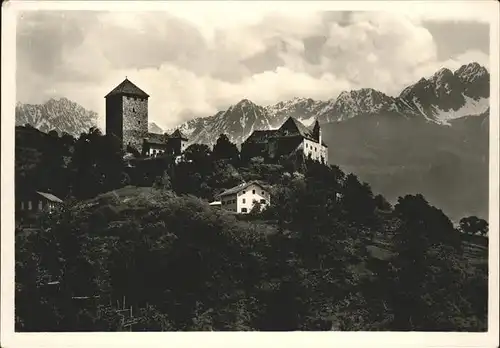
{"left": 209, "top": 201, "right": 222, "bottom": 208}
{"left": 217, "top": 181, "right": 271, "bottom": 214}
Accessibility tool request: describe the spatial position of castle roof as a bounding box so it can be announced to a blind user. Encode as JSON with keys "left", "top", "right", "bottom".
{"left": 244, "top": 129, "right": 279, "bottom": 143}
{"left": 283, "top": 117, "right": 316, "bottom": 140}
{"left": 143, "top": 132, "right": 169, "bottom": 145}
{"left": 105, "top": 78, "right": 150, "bottom": 98}
{"left": 169, "top": 129, "right": 188, "bottom": 140}
{"left": 243, "top": 117, "right": 324, "bottom": 146}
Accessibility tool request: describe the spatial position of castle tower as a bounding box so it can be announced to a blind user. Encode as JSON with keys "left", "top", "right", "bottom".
{"left": 312, "top": 119, "right": 321, "bottom": 145}
{"left": 105, "top": 78, "right": 150, "bottom": 153}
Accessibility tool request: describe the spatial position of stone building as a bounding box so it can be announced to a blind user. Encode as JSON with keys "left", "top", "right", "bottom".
{"left": 105, "top": 78, "right": 190, "bottom": 157}
{"left": 142, "top": 129, "right": 189, "bottom": 158}
{"left": 105, "top": 78, "right": 150, "bottom": 153}
{"left": 241, "top": 117, "right": 328, "bottom": 164}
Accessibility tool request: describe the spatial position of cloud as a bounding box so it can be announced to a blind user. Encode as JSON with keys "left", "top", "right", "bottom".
{"left": 16, "top": 9, "right": 491, "bottom": 130}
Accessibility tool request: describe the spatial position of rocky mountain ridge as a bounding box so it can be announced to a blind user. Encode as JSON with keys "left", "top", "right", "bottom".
{"left": 16, "top": 62, "right": 489, "bottom": 147}
{"left": 15, "top": 98, "right": 98, "bottom": 138}
{"left": 171, "top": 62, "right": 489, "bottom": 146}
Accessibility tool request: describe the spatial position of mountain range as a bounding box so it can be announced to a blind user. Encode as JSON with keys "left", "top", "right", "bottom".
{"left": 14, "top": 62, "right": 490, "bottom": 221}
{"left": 171, "top": 62, "right": 489, "bottom": 146}
{"left": 15, "top": 63, "right": 489, "bottom": 144}
{"left": 15, "top": 97, "right": 98, "bottom": 138}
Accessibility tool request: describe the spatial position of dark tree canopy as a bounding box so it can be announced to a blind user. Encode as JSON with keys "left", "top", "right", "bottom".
{"left": 212, "top": 134, "right": 240, "bottom": 162}
{"left": 459, "top": 216, "right": 489, "bottom": 236}
{"left": 15, "top": 126, "right": 488, "bottom": 332}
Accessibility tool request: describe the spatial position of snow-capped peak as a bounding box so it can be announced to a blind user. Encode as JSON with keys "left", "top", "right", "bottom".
{"left": 16, "top": 98, "right": 98, "bottom": 137}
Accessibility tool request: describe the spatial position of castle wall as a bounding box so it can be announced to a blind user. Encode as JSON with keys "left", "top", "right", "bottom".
{"left": 301, "top": 138, "right": 328, "bottom": 164}
{"left": 122, "top": 96, "right": 148, "bottom": 153}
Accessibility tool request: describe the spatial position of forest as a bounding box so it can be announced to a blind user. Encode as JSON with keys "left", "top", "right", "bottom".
{"left": 15, "top": 125, "right": 488, "bottom": 331}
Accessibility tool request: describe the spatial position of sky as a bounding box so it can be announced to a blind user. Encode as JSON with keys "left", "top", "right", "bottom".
{"left": 15, "top": 3, "right": 492, "bottom": 130}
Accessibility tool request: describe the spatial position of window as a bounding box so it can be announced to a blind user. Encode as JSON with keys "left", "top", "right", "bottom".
{"left": 20, "top": 202, "right": 24, "bottom": 210}
{"left": 260, "top": 199, "right": 266, "bottom": 204}
{"left": 305, "top": 143, "right": 308, "bottom": 148}
{"left": 28, "top": 201, "right": 32, "bottom": 210}
{"left": 252, "top": 190, "right": 255, "bottom": 194}
{"left": 138, "top": 120, "right": 141, "bottom": 125}
{"left": 241, "top": 208, "right": 248, "bottom": 213}
{"left": 133, "top": 108, "right": 136, "bottom": 113}
{"left": 242, "top": 191, "right": 246, "bottom": 194}
{"left": 242, "top": 198, "right": 246, "bottom": 204}
{"left": 221, "top": 201, "right": 225, "bottom": 206}
{"left": 261, "top": 191, "right": 264, "bottom": 195}
{"left": 38, "top": 201, "right": 43, "bottom": 210}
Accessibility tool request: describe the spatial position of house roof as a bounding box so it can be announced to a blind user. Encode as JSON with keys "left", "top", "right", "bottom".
{"left": 217, "top": 181, "right": 269, "bottom": 197}
{"left": 36, "top": 191, "right": 63, "bottom": 203}
{"left": 209, "top": 201, "right": 222, "bottom": 206}
{"left": 105, "top": 78, "right": 150, "bottom": 98}
{"left": 169, "top": 129, "right": 188, "bottom": 140}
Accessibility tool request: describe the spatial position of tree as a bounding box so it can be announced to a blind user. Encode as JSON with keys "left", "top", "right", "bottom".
{"left": 184, "top": 144, "right": 212, "bottom": 163}
{"left": 388, "top": 194, "right": 463, "bottom": 330}
{"left": 341, "top": 174, "right": 376, "bottom": 226}
{"left": 48, "top": 130, "right": 59, "bottom": 138}
{"left": 183, "top": 144, "right": 213, "bottom": 175}
{"left": 154, "top": 170, "right": 172, "bottom": 190}
{"left": 459, "top": 216, "right": 488, "bottom": 236}
{"left": 249, "top": 200, "right": 262, "bottom": 216}
{"left": 374, "top": 194, "right": 392, "bottom": 212}
{"left": 212, "top": 134, "right": 240, "bottom": 163}
{"left": 69, "top": 128, "right": 125, "bottom": 198}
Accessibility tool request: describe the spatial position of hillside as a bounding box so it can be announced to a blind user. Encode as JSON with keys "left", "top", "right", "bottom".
{"left": 322, "top": 111, "right": 489, "bottom": 221}
{"left": 16, "top": 152, "right": 488, "bottom": 331}
{"left": 14, "top": 110, "right": 489, "bottom": 332}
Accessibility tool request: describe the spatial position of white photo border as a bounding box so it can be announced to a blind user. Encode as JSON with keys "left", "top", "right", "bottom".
{"left": 1, "top": 1, "right": 499, "bottom": 348}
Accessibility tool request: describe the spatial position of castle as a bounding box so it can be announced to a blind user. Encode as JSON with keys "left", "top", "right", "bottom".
{"left": 105, "top": 78, "right": 327, "bottom": 164}
{"left": 241, "top": 117, "right": 328, "bottom": 164}
{"left": 105, "top": 78, "right": 188, "bottom": 157}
